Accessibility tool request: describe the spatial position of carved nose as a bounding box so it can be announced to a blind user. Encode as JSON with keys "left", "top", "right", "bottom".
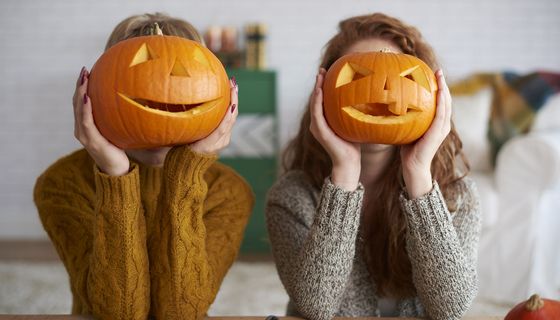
{"left": 170, "top": 58, "right": 191, "bottom": 77}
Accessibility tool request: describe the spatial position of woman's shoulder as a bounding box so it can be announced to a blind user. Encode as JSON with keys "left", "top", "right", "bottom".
{"left": 34, "top": 149, "right": 95, "bottom": 201}
{"left": 267, "top": 170, "right": 320, "bottom": 208}
{"left": 447, "top": 175, "right": 478, "bottom": 200}
{"left": 443, "top": 175, "right": 480, "bottom": 216}
{"left": 37, "top": 149, "right": 94, "bottom": 185}
{"left": 206, "top": 161, "right": 254, "bottom": 200}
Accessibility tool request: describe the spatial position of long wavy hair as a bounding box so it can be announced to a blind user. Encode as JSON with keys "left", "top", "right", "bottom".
{"left": 282, "top": 13, "right": 469, "bottom": 298}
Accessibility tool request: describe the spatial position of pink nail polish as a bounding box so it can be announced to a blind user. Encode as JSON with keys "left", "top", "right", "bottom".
{"left": 231, "top": 104, "right": 236, "bottom": 113}
{"left": 232, "top": 76, "right": 237, "bottom": 87}
{"left": 83, "top": 94, "right": 88, "bottom": 104}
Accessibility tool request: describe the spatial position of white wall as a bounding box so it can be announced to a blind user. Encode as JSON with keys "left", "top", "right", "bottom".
{"left": 1, "top": 0, "right": 559, "bottom": 239}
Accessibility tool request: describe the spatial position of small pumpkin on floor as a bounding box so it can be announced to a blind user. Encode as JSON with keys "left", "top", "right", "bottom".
{"left": 505, "top": 294, "right": 560, "bottom": 320}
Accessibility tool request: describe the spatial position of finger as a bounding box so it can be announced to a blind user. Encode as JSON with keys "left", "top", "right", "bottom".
{"left": 222, "top": 104, "right": 238, "bottom": 136}
{"left": 74, "top": 91, "right": 86, "bottom": 132}
{"left": 435, "top": 70, "right": 451, "bottom": 134}
{"left": 75, "top": 66, "right": 86, "bottom": 88}
{"left": 229, "top": 77, "right": 238, "bottom": 111}
{"left": 74, "top": 69, "right": 89, "bottom": 110}
{"left": 439, "top": 72, "right": 452, "bottom": 133}
{"left": 73, "top": 67, "right": 86, "bottom": 109}
{"left": 310, "top": 73, "right": 325, "bottom": 126}
{"left": 74, "top": 69, "right": 90, "bottom": 125}
{"left": 81, "top": 94, "right": 96, "bottom": 135}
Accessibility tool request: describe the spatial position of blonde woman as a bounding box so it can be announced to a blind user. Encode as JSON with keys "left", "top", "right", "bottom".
{"left": 35, "top": 13, "right": 254, "bottom": 320}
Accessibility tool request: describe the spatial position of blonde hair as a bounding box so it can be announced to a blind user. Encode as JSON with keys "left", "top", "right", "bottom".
{"left": 104, "top": 12, "right": 203, "bottom": 50}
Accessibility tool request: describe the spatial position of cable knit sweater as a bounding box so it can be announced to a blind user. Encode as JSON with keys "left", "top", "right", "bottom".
{"left": 266, "top": 170, "right": 481, "bottom": 320}
{"left": 34, "top": 146, "right": 254, "bottom": 320}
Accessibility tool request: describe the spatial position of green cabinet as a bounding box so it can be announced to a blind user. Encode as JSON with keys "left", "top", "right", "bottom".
{"left": 220, "top": 69, "right": 277, "bottom": 253}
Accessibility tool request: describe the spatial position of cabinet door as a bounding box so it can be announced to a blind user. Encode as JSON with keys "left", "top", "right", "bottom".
{"left": 220, "top": 69, "right": 277, "bottom": 253}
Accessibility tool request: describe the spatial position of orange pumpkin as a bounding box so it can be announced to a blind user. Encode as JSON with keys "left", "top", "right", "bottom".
{"left": 505, "top": 294, "right": 560, "bottom": 320}
{"left": 88, "top": 35, "right": 230, "bottom": 149}
{"left": 322, "top": 49, "right": 438, "bottom": 144}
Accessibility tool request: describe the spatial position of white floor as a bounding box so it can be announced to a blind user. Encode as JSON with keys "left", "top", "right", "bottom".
{"left": 0, "top": 261, "right": 511, "bottom": 316}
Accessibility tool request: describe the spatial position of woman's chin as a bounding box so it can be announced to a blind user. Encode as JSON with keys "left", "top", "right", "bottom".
{"left": 361, "top": 143, "right": 394, "bottom": 153}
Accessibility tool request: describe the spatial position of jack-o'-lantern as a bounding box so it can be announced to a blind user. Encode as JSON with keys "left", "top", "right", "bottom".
{"left": 323, "top": 49, "right": 438, "bottom": 144}
{"left": 505, "top": 294, "right": 560, "bottom": 320}
{"left": 88, "top": 28, "right": 230, "bottom": 149}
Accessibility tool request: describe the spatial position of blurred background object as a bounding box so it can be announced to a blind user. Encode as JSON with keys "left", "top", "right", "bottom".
{"left": 1, "top": 0, "right": 560, "bottom": 316}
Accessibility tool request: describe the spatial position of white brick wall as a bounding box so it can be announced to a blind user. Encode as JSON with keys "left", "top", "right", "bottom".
{"left": 1, "top": 0, "right": 559, "bottom": 239}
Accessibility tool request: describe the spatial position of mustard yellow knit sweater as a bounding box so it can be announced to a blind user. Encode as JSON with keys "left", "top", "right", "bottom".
{"left": 34, "top": 146, "right": 254, "bottom": 320}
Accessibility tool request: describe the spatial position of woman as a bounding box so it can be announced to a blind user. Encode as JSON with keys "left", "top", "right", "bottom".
{"left": 266, "top": 13, "right": 480, "bottom": 320}
{"left": 34, "top": 13, "right": 254, "bottom": 320}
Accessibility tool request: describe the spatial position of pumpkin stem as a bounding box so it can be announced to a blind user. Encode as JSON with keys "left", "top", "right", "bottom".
{"left": 525, "top": 294, "right": 545, "bottom": 312}
{"left": 380, "top": 47, "right": 393, "bottom": 53}
{"left": 149, "top": 22, "right": 163, "bottom": 36}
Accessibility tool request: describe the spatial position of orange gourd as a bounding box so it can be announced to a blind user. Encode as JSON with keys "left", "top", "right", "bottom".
{"left": 322, "top": 49, "right": 438, "bottom": 144}
{"left": 88, "top": 32, "right": 230, "bottom": 149}
{"left": 505, "top": 294, "right": 560, "bottom": 320}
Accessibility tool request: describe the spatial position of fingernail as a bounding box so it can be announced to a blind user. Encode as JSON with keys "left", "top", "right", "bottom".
{"left": 81, "top": 72, "right": 86, "bottom": 85}
{"left": 79, "top": 67, "right": 85, "bottom": 83}
{"left": 231, "top": 104, "right": 236, "bottom": 113}
{"left": 232, "top": 76, "right": 237, "bottom": 87}
{"left": 83, "top": 93, "right": 88, "bottom": 104}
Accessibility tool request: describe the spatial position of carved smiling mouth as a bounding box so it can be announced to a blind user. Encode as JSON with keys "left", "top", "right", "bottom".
{"left": 130, "top": 97, "right": 204, "bottom": 113}
{"left": 118, "top": 93, "right": 219, "bottom": 115}
{"left": 343, "top": 103, "right": 420, "bottom": 124}
{"left": 350, "top": 103, "right": 419, "bottom": 116}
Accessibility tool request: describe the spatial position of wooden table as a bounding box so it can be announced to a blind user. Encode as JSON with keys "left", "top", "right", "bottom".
{"left": 0, "top": 316, "right": 504, "bottom": 320}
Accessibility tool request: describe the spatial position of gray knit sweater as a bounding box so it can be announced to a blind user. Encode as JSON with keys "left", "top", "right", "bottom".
{"left": 265, "top": 170, "right": 481, "bottom": 320}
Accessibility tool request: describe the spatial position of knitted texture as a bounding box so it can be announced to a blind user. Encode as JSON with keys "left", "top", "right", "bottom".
{"left": 34, "top": 146, "right": 254, "bottom": 320}
{"left": 266, "top": 170, "right": 481, "bottom": 320}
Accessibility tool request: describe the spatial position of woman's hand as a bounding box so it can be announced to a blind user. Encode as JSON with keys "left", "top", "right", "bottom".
{"left": 400, "top": 69, "right": 452, "bottom": 198}
{"left": 73, "top": 67, "right": 130, "bottom": 176}
{"left": 310, "top": 68, "right": 361, "bottom": 191}
{"left": 190, "top": 78, "right": 239, "bottom": 155}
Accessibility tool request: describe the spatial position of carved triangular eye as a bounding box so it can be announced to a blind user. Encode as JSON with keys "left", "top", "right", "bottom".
{"left": 400, "top": 65, "right": 430, "bottom": 91}
{"left": 192, "top": 47, "right": 214, "bottom": 73}
{"left": 335, "top": 63, "right": 374, "bottom": 88}
{"left": 170, "top": 58, "right": 191, "bottom": 77}
{"left": 129, "top": 43, "right": 158, "bottom": 67}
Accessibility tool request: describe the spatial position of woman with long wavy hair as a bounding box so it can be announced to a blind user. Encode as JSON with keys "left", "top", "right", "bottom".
{"left": 266, "top": 13, "right": 480, "bottom": 320}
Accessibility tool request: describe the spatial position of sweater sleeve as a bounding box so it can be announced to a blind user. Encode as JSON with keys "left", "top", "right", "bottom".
{"left": 34, "top": 162, "right": 150, "bottom": 320}
{"left": 400, "top": 178, "right": 481, "bottom": 320}
{"left": 266, "top": 173, "right": 364, "bottom": 320}
{"left": 148, "top": 145, "right": 254, "bottom": 320}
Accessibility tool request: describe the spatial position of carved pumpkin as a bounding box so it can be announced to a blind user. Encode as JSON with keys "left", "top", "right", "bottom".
{"left": 88, "top": 34, "right": 230, "bottom": 149}
{"left": 505, "top": 294, "right": 560, "bottom": 320}
{"left": 323, "top": 49, "right": 438, "bottom": 144}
